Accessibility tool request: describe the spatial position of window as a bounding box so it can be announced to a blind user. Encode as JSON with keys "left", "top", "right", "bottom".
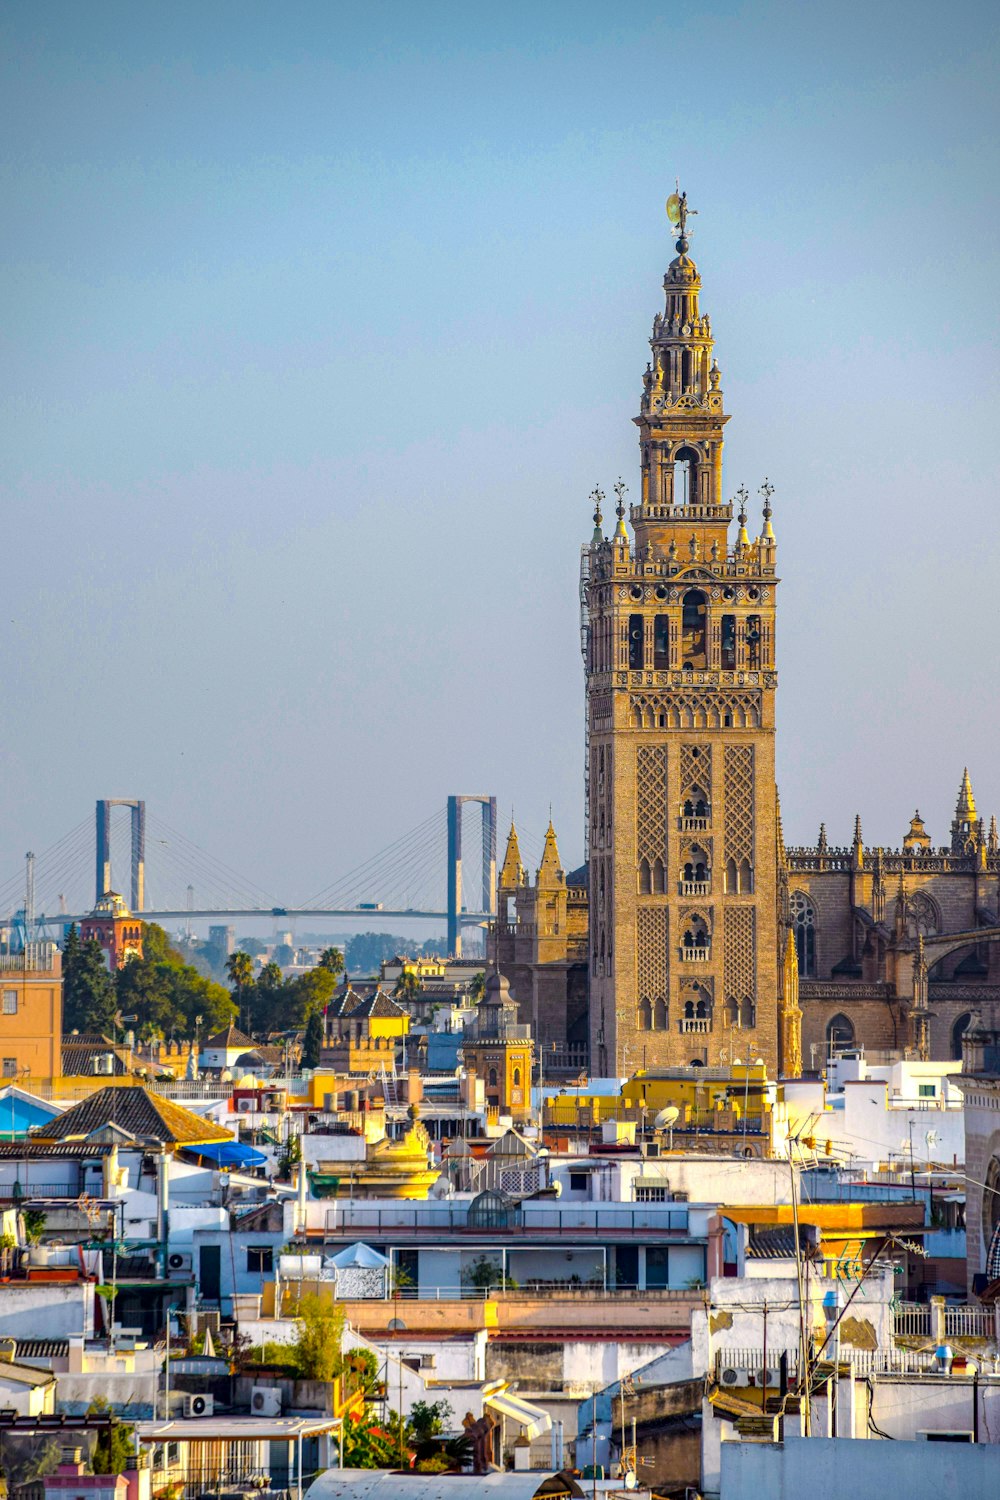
{"left": 653, "top": 614, "right": 670, "bottom": 669}
{"left": 569, "top": 1172, "right": 589, "bottom": 1192}
{"left": 721, "top": 614, "right": 736, "bottom": 670}
{"left": 628, "top": 614, "right": 644, "bottom": 671}
{"left": 2, "top": 1060, "right": 16, "bottom": 1078}
{"left": 636, "top": 1185, "right": 669, "bottom": 1202}
{"left": 488, "top": 1067, "right": 498, "bottom": 1088}
{"left": 918, "top": 1083, "right": 936, "bottom": 1098}
{"left": 2, "top": 991, "right": 16, "bottom": 1015}
{"left": 826, "top": 1014, "right": 855, "bottom": 1054}
{"left": 952, "top": 1013, "right": 972, "bottom": 1061}
{"left": 790, "top": 891, "right": 817, "bottom": 977}
{"left": 246, "top": 1246, "right": 274, "bottom": 1274}
{"left": 746, "top": 615, "right": 761, "bottom": 669}
{"left": 681, "top": 590, "right": 707, "bottom": 668}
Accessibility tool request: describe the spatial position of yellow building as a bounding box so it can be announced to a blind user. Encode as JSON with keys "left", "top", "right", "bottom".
{"left": 462, "top": 971, "right": 534, "bottom": 1121}
{"left": 0, "top": 942, "right": 62, "bottom": 1082}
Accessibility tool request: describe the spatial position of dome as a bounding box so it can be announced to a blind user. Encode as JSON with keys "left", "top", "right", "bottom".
{"left": 483, "top": 968, "right": 513, "bottom": 1005}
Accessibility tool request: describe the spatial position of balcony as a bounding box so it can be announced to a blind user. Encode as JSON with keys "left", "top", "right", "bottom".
{"left": 680, "top": 817, "right": 709, "bottom": 832}
{"left": 678, "top": 948, "right": 710, "bottom": 963}
{"left": 681, "top": 881, "right": 710, "bottom": 897}
{"left": 680, "top": 1018, "right": 711, "bottom": 1034}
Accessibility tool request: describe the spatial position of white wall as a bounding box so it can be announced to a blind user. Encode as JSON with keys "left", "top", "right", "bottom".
{"left": 0, "top": 1282, "right": 95, "bottom": 1337}
{"left": 720, "top": 1435, "right": 1000, "bottom": 1500}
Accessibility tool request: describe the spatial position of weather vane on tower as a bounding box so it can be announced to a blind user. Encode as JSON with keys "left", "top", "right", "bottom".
{"left": 666, "top": 181, "right": 697, "bottom": 250}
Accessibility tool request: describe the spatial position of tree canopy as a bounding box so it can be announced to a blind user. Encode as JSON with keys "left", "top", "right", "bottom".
{"left": 62, "top": 924, "right": 117, "bottom": 1035}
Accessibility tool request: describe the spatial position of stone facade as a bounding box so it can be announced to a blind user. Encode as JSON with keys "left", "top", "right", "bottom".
{"left": 493, "top": 201, "right": 1000, "bottom": 1079}
{"left": 491, "top": 821, "right": 589, "bottom": 1071}
{"left": 583, "top": 204, "right": 780, "bottom": 1075}
{"left": 786, "top": 785, "right": 1000, "bottom": 1069}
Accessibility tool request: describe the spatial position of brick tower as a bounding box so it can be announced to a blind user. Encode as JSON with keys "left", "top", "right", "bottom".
{"left": 584, "top": 193, "right": 780, "bottom": 1074}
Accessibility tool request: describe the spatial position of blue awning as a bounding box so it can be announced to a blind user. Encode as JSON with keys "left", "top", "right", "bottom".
{"left": 187, "top": 1141, "right": 267, "bottom": 1169}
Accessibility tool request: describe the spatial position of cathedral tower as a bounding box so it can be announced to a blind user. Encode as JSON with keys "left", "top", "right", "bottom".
{"left": 584, "top": 196, "right": 780, "bottom": 1073}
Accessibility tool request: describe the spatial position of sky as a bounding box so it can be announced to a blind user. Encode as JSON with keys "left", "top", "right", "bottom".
{"left": 1, "top": 0, "right": 998, "bottom": 922}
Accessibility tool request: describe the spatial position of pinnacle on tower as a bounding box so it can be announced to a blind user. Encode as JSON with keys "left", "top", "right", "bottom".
{"left": 499, "top": 821, "right": 525, "bottom": 889}
{"left": 853, "top": 814, "right": 863, "bottom": 845}
{"left": 613, "top": 478, "right": 629, "bottom": 540}
{"left": 955, "top": 768, "right": 977, "bottom": 823}
{"left": 817, "top": 823, "right": 828, "bottom": 853}
{"left": 760, "top": 478, "right": 775, "bottom": 541}
{"left": 537, "top": 818, "right": 564, "bottom": 887}
{"left": 590, "top": 486, "right": 605, "bottom": 546}
{"left": 990, "top": 814, "right": 998, "bottom": 854}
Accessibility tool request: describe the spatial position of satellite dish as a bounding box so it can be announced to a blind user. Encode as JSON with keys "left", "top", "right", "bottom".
{"left": 654, "top": 1106, "right": 680, "bottom": 1130}
{"left": 666, "top": 193, "right": 681, "bottom": 226}
{"left": 624, "top": 1472, "right": 637, "bottom": 1490}
{"left": 551, "top": 1179, "right": 562, "bottom": 1198}
{"left": 387, "top": 1318, "right": 406, "bottom": 1332}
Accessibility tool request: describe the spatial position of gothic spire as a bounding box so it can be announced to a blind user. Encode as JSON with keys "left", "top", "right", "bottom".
{"left": 955, "top": 768, "right": 977, "bottom": 823}
{"left": 817, "top": 823, "right": 828, "bottom": 854}
{"left": 537, "top": 819, "right": 565, "bottom": 888}
{"left": 499, "top": 820, "right": 525, "bottom": 889}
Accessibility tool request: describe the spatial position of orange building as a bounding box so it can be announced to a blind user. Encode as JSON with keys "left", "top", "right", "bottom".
{"left": 81, "top": 892, "right": 143, "bottom": 970}
{"left": 0, "top": 942, "right": 63, "bottom": 1081}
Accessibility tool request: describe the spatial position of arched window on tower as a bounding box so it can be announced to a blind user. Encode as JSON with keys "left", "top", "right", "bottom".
{"left": 681, "top": 589, "right": 707, "bottom": 668}
{"left": 682, "top": 786, "right": 710, "bottom": 827}
{"left": 651, "top": 857, "right": 665, "bottom": 894}
{"left": 638, "top": 998, "right": 653, "bottom": 1031}
{"left": 790, "top": 891, "right": 817, "bottom": 977}
{"left": 681, "top": 917, "right": 710, "bottom": 958}
{"left": 826, "top": 1014, "right": 855, "bottom": 1055}
{"left": 653, "top": 614, "right": 670, "bottom": 670}
{"left": 638, "top": 858, "right": 651, "bottom": 896}
{"left": 674, "top": 444, "right": 699, "bottom": 504}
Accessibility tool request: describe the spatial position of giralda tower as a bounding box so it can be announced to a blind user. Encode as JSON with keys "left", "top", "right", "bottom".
{"left": 584, "top": 195, "right": 781, "bottom": 1075}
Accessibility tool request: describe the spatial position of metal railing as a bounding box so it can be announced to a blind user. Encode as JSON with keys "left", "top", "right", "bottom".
{"left": 320, "top": 1204, "right": 689, "bottom": 1237}
{"left": 892, "top": 1303, "right": 995, "bottom": 1340}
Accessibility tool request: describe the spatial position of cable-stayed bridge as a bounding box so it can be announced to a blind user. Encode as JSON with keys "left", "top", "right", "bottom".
{"left": 3, "top": 795, "right": 518, "bottom": 957}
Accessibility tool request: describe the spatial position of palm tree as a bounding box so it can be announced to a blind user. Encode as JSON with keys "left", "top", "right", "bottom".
{"left": 469, "top": 971, "right": 486, "bottom": 1004}
{"left": 318, "top": 946, "right": 345, "bottom": 979}
{"left": 393, "top": 969, "right": 421, "bottom": 1004}
{"left": 226, "top": 950, "right": 254, "bottom": 1033}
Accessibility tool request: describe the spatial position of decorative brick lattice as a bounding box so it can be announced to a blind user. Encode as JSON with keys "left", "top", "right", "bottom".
{"left": 680, "top": 743, "right": 711, "bottom": 797}
{"left": 725, "top": 907, "right": 756, "bottom": 1003}
{"left": 636, "top": 745, "right": 668, "bottom": 864}
{"left": 629, "top": 690, "right": 762, "bottom": 731}
{"left": 724, "top": 745, "right": 755, "bottom": 863}
{"left": 637, "top": 907, "right": 667, "bottom": 1007}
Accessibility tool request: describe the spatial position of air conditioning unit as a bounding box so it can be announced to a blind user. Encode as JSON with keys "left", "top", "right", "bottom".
{"left": 168, "top": 1252, "right": 193, "bottom": 1273}
{"left": 185, "top": 1394, "right": 214, "bottom": 1418}
{"left": 251, "top": 1387, "right": 282, "bottom": 1416}
{"left": 237, "top": 1098, "right": 255, "bottom": 1113}
{"left": 419, "top": 1354, "right": 437, "bottom": 1369}
{"left": 721, "top": 1368, "right": 740, "bottom": 1386}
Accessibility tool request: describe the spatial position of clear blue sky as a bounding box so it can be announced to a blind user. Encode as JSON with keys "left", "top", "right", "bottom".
{"left": 1, "top": 0, "right": 998, "bottom": 915}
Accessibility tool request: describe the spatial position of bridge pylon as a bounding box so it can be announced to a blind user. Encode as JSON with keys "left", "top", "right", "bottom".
{"left": 96, "top": 799, "right": 146, "bottom": 912}
{"left": 447, "top": 796, "right": 497, "bottom": 957}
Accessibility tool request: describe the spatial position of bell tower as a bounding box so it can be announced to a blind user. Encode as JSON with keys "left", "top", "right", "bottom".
{"left": 584, "top": 194, "right": 780, "bottom": 1074}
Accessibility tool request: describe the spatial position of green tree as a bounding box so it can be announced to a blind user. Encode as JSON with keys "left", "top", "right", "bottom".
{"left": 290, "top": 1293, "right": 345, "bottom": 1381}
{"left": 86, "top": 1400, "right": 133, "bottom": 1475}
{"left": 62, "top": 925, "right": 117, "bottom": 1034}
{"left": 318, "top": 946, "right": 344, "bottom": 979}
{"left": 226, "top": 950, "right": 256, "bottom": 1032}
{"left": 469, "top": 971, "right": 486, "bottom": 1003}
{"left": 341, "top": 1408, "right": 408, "bottom": 1469}
{"left": 393, "top": 969, "right": 421, "bottom": 1004}
{"left": 302, "top": 1009, "right": 324, "bottom": 1069}
{"left": 115, "top": 925, "right": 233, "bottom": 1039}
{"left": 290, "top": 966, "right": 336, "bottom": 1020}
{"left": 251, "top": 961, "right": 286, "bottom": 1032}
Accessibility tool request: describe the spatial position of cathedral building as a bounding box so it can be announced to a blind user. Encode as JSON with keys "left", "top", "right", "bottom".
{"left": 493, "top": 196, "right": 1000, "bottom": 1076}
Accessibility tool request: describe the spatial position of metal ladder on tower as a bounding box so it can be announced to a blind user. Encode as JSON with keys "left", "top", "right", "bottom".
{"left": 379, "top": 1064, "right": 398, "bottom": 1107}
